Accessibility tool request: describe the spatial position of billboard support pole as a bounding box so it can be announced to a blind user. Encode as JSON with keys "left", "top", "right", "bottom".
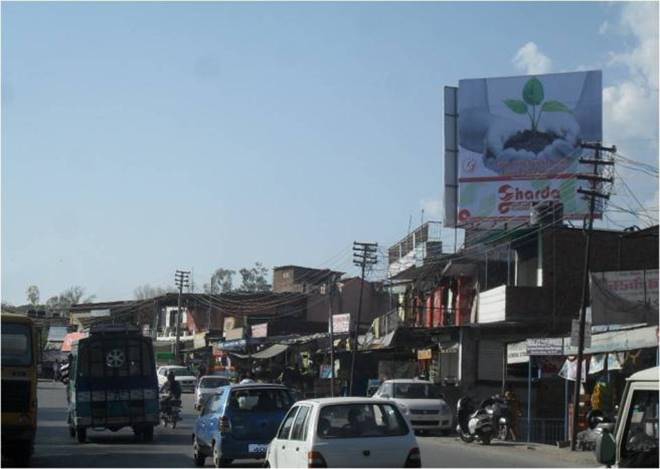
{"left": 570, "top": 142, "right": 615, "bottom": 450}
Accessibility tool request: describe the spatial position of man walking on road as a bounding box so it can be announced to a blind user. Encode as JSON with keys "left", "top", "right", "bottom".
{"left": 52, "top": 360, "right": 60, "bottom": 382}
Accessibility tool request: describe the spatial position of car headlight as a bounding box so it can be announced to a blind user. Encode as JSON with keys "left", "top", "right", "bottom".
{"left": 397, "top": 403, "right": 410, "bottom": 415}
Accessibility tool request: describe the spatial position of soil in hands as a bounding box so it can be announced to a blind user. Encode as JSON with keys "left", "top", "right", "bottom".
{"left": 503, "top": 130, "right": 560, "bottom": 154}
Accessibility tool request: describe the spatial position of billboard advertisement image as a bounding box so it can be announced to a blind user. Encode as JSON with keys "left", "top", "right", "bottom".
{"left": 456, "top": 70, "right": 602, "bottom": 225}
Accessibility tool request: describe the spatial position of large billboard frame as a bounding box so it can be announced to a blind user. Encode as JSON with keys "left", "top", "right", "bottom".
{"left": 444, "top": 70, "right": 603, "bottom": 228}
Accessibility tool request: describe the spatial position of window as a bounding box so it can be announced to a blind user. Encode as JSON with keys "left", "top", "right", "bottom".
{"left": 290, "top": 406, "right": 311, "bottom": 441}
{"left": 229, "top": 388, "right": 293, "bottom": 413}
{"left": 393, "top": 383, "right": 444, "bottom": 399}
{"left": 621, "top": 390, "right": 659, "bottom": 468}
{"left": 200, "top": 377, "right": 230, "bottom": 389}
{"left": 203, "top": 395, "right": 223, "bottom": 416}
{"left": 1, "top": 323, "right": 32, "bottom": 366}
{"left": 317, "top": 404, "right": 408, "bottom": 439}
{"left": 278, "top": 407, "right": 299, "bottom": 440}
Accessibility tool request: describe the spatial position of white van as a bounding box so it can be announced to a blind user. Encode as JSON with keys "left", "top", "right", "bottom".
{"left": 595, "top": 366, "right": 659, "bottom": 467}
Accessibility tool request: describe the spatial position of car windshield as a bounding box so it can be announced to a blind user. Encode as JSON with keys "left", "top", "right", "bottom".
{"left": 317, "top": 403, "right": 409, "bottom": 439}
{"left": 200, "top": 377, "right": 229, "bottom": 388}
{"left": 228, "top": 388, "right": 292, "bottom": 413}
{"left": 1, "top": 323, "right": 32, "bottom": 367}
{"left": 168, "top": 367, "right": 192, "bottom": 376}
{"left": 393, "top": 383, "right": 444, "bottom": 399}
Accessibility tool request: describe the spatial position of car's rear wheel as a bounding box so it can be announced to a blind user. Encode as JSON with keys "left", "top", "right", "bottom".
{"left": 193, "top": 437, "right": 205, "bottom": 467}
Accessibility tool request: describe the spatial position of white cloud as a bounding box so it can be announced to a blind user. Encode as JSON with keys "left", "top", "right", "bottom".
{"left": 610, "top": 2, "right": 659, "bottom": 89}
{"left": 603, "top": 81, "right": 658, "bottom": 141}
{"left": 512, "top": 42, "right": 552, "bottom": 75}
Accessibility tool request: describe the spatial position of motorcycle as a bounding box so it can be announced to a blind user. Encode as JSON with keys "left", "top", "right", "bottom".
{"left": 456, "top": 394, "right": 510, "bottom": 445}
{"left": 159, "top": 395, "right": 182, "bottom": 429}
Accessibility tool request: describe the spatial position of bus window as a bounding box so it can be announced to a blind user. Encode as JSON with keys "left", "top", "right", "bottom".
{"left": 1, "top": 323, "right": 32, "bottom": 367}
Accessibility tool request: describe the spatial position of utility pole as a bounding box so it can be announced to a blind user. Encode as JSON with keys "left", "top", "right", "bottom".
{"left": 327, "top": 273, "right": 341, "bottom": 397}
{"left": 174, "top": 269, "right": 191, "bottom": 366}
{"left": 349, "top": 241, "right": 378, "bottom": 396}
{"left": 570, "top": 142, "right": 615, "bottom": 450}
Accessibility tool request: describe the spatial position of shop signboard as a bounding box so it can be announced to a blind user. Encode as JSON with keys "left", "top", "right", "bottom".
{"left": 331, "top": 313, "right": 350, "bottom": 334}
{"left": 570, "top": 319, "right": 592, "bottom": 347}
{"left": 453, "top": 70, "right": 602, "bottom": 226}
{"left": 90, "top": 309, "right": 110, "bottom": 317}
{"left": 598, "top": 269, "right": 659, "bottom": 307}
{"left": 526, "top": 337, "right": 564, "bottom": 356}
{"left": 507, "top": 340, "right": 528, "bottom": 364}
{"left": 417, "top": 349, "right": 433, "bottom": 360}
{"left": 251, "top": 323, "right": 268, "bottom": 338}
{"left": 193, "top": 332, "right": 207, "bottom": 349}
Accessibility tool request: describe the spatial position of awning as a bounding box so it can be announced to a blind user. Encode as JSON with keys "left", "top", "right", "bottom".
{"left": 252, "top": 344, "right": 289, "bottom": 360}
{"left": 62, "top": 332, "right": 87, "bottom": 352}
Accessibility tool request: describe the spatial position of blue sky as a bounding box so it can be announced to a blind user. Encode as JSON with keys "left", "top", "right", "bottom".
{"left": 2, "top": 1, "right": 658, "bottom": 304}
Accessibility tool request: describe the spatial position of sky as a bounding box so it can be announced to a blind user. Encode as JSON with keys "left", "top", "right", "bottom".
{"left": 2, "top": 1, "right": 658, "bottom": 305}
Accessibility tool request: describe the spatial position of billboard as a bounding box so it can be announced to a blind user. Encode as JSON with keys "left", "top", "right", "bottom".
{"left": 454, "top": 70, "right": 602, "bottom": 225}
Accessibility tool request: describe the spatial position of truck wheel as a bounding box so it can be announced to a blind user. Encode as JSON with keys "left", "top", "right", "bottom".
{"left": 77, "top": 427, "right": 87, "bottom": 443}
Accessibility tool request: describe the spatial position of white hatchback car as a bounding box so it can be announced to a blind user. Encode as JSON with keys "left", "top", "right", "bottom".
{"left": 156, "top": 365, "right": 197, "bottom": 393}
{"left": 266, "top": 397, "right": 421, "bottom": 468}
{"left": 193, "top": 375, "right": 231, "bottom": 410}
{"left": 373, "top": 379, "right": 453, "bottom": 435}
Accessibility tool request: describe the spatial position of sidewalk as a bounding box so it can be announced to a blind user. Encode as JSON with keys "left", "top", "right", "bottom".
{"left": 476, "top": 439, "right": 599, "bottom": 467}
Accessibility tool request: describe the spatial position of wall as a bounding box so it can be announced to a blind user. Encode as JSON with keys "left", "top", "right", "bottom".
{"left": 541, "top": 226, "right": 659, "bottom": 330}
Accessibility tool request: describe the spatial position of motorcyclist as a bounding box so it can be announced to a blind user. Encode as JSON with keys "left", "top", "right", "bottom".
{"left": 160, "top": 371, "right": 182, "bottom": 410}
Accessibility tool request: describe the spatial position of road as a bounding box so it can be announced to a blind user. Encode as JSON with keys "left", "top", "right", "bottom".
{"left": 28, "top": 382, "right": 597, "bottom": 468}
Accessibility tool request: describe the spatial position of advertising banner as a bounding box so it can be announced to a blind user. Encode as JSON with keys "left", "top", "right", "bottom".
{"left": 456, "top": 70, "right": 602, "bottom": 225}
{"left": 330, "top": 313, "right": 350, "bottom": 334}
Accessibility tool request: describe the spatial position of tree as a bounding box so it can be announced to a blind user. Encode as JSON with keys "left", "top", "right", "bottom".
{"left": 45, "top": 286, "right": 94, "bottom": 312}
{"left": 134, "top": 284, "right": 170, "bottom": 300}
{"left": 204, "top": 268, "right": 235, "bottom": 294}
{"left": 26, "top": 285, "right": 40, "bottom": 306}
{"left": 238, "top": 262, "right": 271, "bottom": 292}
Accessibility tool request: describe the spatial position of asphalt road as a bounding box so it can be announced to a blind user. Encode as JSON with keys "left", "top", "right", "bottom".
{"left": 27, "top": 381, "right": 597, "bottom": 468}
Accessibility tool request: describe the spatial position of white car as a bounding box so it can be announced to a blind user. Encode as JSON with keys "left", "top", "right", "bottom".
{"left": 194, "top": 375, "right": 231, "bottom": 410}
{"left": 156, "top": 365, "right": 196, "bottom": 393}
{"left": 373, "top": 379, "right": 453, "bottom": 435}
{"left": 266, "top": 397, "right": 421, "bottom": 468}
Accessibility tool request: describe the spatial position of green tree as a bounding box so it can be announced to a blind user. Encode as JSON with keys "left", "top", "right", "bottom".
{"left": 238, "top": 262, "right": 271, "bottom": 292}
{"left": 204, "top": 268, "right": 235, "bottom": 294}
{"left": 26, "top": 285, "right": 40, "bottom": 306}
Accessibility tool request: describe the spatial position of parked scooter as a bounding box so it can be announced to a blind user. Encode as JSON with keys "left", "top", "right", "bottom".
{"left": 159, "top": 395, "right": 182, "bottom": 429}
{"left": 456, "top": 394, "right": 511, "bottom": 445}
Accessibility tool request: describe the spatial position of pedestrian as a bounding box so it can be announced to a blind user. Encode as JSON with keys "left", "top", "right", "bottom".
{"left": 505, "top": 388, "right": 522, "bottom": 441}
{"left": 196, "top": 363, "right": 206, "bottom": 380}
{"left": 52, "top": 360, "right": 60, "bottom": 382}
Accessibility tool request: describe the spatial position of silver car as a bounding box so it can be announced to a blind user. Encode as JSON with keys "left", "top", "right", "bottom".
{"left": 373, "top": 379, "right": 453, "bottom": 435}
{"left": 194, "top": 376, "right": 231, "bottom": 410}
